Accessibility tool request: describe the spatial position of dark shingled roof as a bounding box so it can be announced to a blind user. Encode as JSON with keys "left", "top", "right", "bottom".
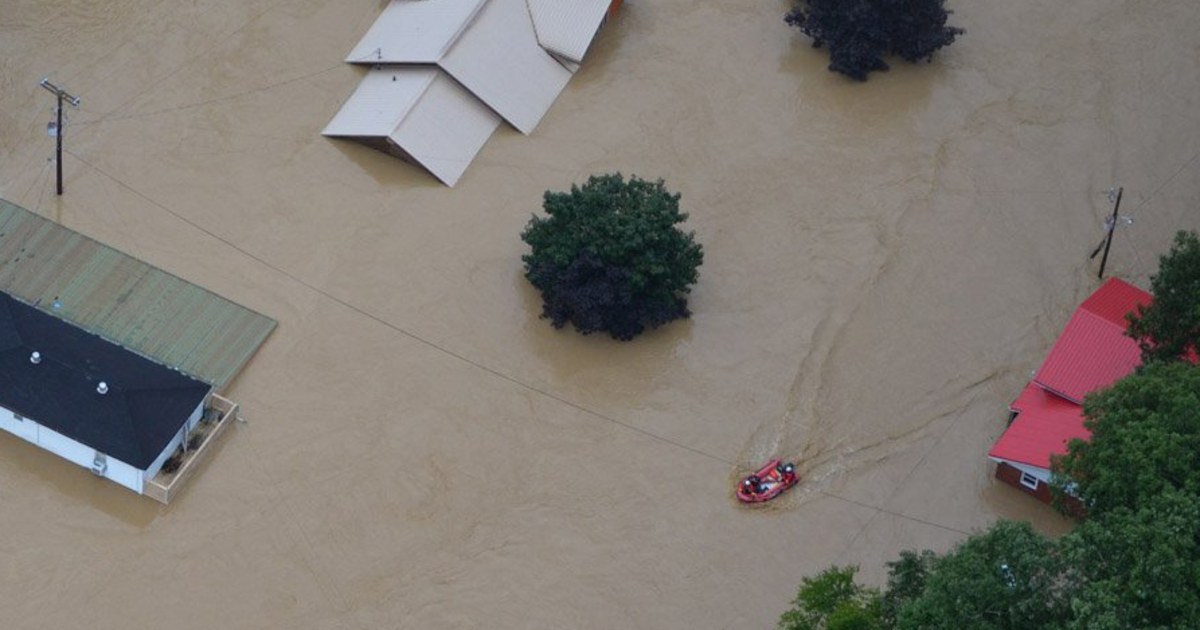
{"left": 0, "top": 291, "right": 210, "bottom": 470}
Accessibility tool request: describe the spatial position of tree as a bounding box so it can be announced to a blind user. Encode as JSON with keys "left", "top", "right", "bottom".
{"left": 880, "top": 550, "right": 935, "bottom": 626}
{"left": 1051, "top": 361, "right": 1200, "bottom": 628}
{"left": 782, "top": 362, "right": 1200, "bottom": 629}
{"left": 520, "top": 174, "right": 703, "bottom": 340}
{"left": 1054, "top": 361, "right": 1200, "bottom": 515}
{"left": 895, "top": 521, "right": 1070, "bottom": 630}
{"left": 779, "top": 565, "right": 883, "bottom": 630}
{"left": 1060, "top": 490, "right": 1200, "bottom": 630}
{"left": 1126, "top": 230, "right": 1200, "bottom": 364}
{"left": 785, "top": 0, "right": 964, "bottom": 81}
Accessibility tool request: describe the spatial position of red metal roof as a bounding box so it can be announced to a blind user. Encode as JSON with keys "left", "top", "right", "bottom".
{"left": 1033, "top": 279, "right": 1150, "bottom": 403}
{"left": 989, "top": 383, "right": 1089, "bottom": 469}
{"left": 1079, "top": 277, "right": 1151, "bottom": 327}
{"left": 991, "top": 279, "right": 1152, "bottom": 471}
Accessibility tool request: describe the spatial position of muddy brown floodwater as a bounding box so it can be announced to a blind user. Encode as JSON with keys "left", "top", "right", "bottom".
{"left": 1, "top": 0, "right": 1198, "bottom": 628}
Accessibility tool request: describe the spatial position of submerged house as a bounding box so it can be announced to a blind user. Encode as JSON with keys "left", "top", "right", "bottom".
{"left": 0, "top": 292, "right": 210, "bottom": 495}
{"left": 0, "top": 199, "right": 275, "bottom": 502}
{"left": 988, "top": 278, "right": 1150, "bottom": 509}
{"left": 323, "top": 0, "right": 623, "bottom": 186}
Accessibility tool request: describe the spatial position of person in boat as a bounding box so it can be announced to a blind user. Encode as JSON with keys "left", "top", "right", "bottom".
{"left": 779, "top": 463, "right": 797, "bottom": 485}
{"left": 743, "top": 475, "right": 762, "bottom": 495}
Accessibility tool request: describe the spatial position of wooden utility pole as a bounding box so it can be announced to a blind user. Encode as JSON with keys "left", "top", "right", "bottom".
{"left": 1097, "top": 187, "right": 1123, "bottom": 279}
{"left": 39, "top": 78, "right": 81, "bottom": 196}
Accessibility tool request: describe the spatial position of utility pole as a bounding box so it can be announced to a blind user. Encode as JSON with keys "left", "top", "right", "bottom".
{"left": 39, "top": 78, "right": 81, "bottom": 196}
{"left": 1095, "top": 186, "right": 1123, "bottom": 280}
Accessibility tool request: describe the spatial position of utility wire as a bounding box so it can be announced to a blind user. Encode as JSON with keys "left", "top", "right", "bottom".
{"left": 65, "top": 148, "right": 733, "bottom": 469}
{"left": 67, "top": 148, "right": 983, "bottom": 536}
{"left": 72, "top": 63, "right": 346, "bottom": 128}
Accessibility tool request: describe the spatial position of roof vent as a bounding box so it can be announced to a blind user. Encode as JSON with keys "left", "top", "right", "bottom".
{"left": 30, "top": 351, "right": 41, "bottom": 364}
{"left": 97, "top": 381, "right": 109, "bottom": 395}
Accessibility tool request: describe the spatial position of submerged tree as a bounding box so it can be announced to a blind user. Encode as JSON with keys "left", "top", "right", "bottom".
{"left": 785, "top": 0, "right": 964, "bottom": 81}
{"left": 1055, "top": 361, "right": 1200, "bottom": 517}
{"left": 1126, "top": 229, "right": 1200, "bottom": 364}
{"left": 781, "top": 361, "right": 1200, "bottom": 629}
{"left": 895, "top": 521, "right": 1070, "bottom": 630}
{"left": 778, "top": 565, "right": 883, "bottom": 630}
{"left": 521, "top": 174, "right": 703, "bottom": 341}
{"left": 1061, "top": 490, "right": 1200, "bottom": 630}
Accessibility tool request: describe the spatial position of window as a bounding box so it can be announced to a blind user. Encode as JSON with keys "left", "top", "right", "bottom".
{"left": 1019, "top": 471, "right": 1040, "bottom": 490}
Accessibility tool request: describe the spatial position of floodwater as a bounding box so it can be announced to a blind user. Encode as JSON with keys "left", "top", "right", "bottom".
{"left": 1, "top": 0, "right": 1197, "bottom": 628}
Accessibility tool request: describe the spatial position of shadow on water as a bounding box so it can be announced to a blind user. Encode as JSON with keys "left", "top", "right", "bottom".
{"left": 326, "top": 138, "right": 448, "bottom": 190}
{"left": 0, "top": 433, "right": 159, "bottom": 528}
{"left": 776, "top": 22, "right": 944, "bottom": 128}
{"left": 515, "top": 271, "right": 695, "bottom": 401}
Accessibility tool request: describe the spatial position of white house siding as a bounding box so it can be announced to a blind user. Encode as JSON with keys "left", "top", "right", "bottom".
{"left": 33, "top": 425, "right": 92, "bottom": 469}
{"left": 0, "top": 405, "right": 153, "bottom": 494}
{"left": 0, "top": 405, "right": 38, "bottom": 443}
{"left": 39, "top": 426, "right": 145, "bottom": 493}
{"left": 103, "top": 457, "right": 143, "bottom": 493}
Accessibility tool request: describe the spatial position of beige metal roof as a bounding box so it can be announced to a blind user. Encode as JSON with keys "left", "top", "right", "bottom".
{"left": 525, "top": 0, "right": 610, "bottom": 64}
{"left": 329, "top": 0, "right": 615, "bottom": 183}
{"left": 323, "top": 68, "right": 439, "bottom": 137}
{"left": 0, "top": 198, "right": 276, "bottom": 391}
{"left": 345, "top": 0, "right": 488, "bottom": 64}
{"left": 389, "top": 72, "right": 502, "bottom": 185}
{"left": 324, "top": 69, "right": 501, "bottom": 186}
{"left": 440, "top": 0, "right": 572, "bottom": 135}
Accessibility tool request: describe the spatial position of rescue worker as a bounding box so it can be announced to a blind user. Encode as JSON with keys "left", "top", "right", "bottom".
{"left": 780, "top": 463, "right": 797, "bottom": 485}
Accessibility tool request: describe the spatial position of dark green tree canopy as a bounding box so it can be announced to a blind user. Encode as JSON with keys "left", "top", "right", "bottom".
{"left": 1127, "top": 230, "right": 1200, "bottom": 364}
{"left": 880, "top": 550, "right": 935, "bottom": 626}
{"left": 782, "top": 362, "right": 1200, "bottom": 630}
{"left": 779, "top": 565, "right": 882, "bottom": 630}
{"left": 1062, "top": 490, "right": 1200, "bottom": 629}
{"left": 895, "top": 521, "right": 1070, "bottom": 630}
{"left": 785, "top": 0, "right": 963, "bottom": 81}
{"left": 1055, "top": 361, "right": 1200, "bottom": 516}
{"left": 521, "top": 174, "right": 703, "bottom": 340}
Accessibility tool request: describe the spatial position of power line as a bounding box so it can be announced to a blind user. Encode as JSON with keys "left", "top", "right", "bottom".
{"left": 80, "top": 0, "right": 293, "bottom": 129}
{"left": 65, "top": 148, "right": 733, "bottom": 469}
{"left": 72, "top": 63, "right": 345, "bottom": 128}
{"left": 66, "top": 149, "right": 990, "bottom": 537}
{"left": 819, "top": 490, "right": 970, "bottom": 536}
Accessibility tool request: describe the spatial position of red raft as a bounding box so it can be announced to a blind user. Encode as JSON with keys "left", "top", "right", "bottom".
{"left": 736, "top": 459, "right": 799, "bottom": 503}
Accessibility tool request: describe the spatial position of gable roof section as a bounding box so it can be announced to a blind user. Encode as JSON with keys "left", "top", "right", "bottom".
{"left": 332, "top": 0, "right": 618, "bottom": 183}
{"left": 989, "top": 382, "right": 1089, "bottom": 469}
{"left": 1034, "top": 278, "right": 1149, "bottom": 403}
{"left": 525, "top": 0, "right": 611, "bottom": 64}
{"left": 388, "top": 71, "right": 503, "bottom": 185}
{"left": 323, "top": 68, "right": 439, "bottom": 137}
{"left": 345, "top": 0, "right": 488, "bottom": 64}
{"left": 439, "top": 0, "right": 573, "bottom": 134}
{"left": 0, "top": 199, "right": 276, "bottom": 390}
{"left": 0, "top": 292, "right": 209, "bottom": 469}
{"left": 345, "top": 0, "right": 573, "bottom": 135}
{"left": 323, "top": 68, "right": 502, "bottom": 186}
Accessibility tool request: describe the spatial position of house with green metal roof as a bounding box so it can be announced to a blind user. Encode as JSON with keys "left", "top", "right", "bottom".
{"left": 0, "top": 198, "right": 276, "bottom": 502}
